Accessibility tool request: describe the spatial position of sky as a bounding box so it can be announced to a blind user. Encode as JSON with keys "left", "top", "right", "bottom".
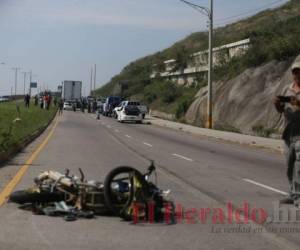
{"left": 0, "top": 0, "right": 289, "bottom": 96}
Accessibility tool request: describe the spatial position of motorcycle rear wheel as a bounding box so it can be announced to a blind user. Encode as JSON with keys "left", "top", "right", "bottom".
{"left": 10, "top": 190, "right": 64, "bottom": 204}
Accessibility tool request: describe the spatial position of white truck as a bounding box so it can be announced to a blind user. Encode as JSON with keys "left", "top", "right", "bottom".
{"left": 62, "top": 81, "right": 82, "bottom": 101}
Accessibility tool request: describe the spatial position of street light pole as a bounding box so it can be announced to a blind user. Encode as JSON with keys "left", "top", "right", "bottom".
{"left": 29, "top": 70, "right": 32, "bottom": 83}
{"left": 179, "top": 0, "right": 213, "bottom": 128}
{"left": 21, "top": 72, "right": 27, "bottom": 95}
{"left": 207, "top": 0, "right": 213, "bottom": 129}
{"left": 90, "top": 67, "right": 93, "bottom": 96}
{"left": 94, "top": 64, "right": 97, "bottom": 96}
{"left": 12, "top": 67, "right": 21, "bottom": 97}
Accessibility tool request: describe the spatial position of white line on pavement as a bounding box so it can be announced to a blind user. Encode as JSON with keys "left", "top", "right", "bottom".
{"left": 125, "top": 135, "right": 131, "bottom": 138}
{"left": 143, "top": 142, "right": 153, "bottom": 147}
{"left": 172, "top": 153, "right": 194, "bottom": 162}
{"left": 242, "top": 178, "right": 288, "bottom": 196}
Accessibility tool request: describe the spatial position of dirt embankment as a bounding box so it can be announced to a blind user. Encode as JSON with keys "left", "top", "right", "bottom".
{"left": 185, "top": 55, "right": 300, "bottom": 136}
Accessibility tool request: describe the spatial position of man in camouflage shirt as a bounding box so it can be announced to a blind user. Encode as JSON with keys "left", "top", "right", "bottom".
{"left": 273, "top": 61, "right": 300, "bottom": 204}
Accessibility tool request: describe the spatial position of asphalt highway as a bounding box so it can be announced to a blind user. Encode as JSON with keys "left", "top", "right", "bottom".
{"left": 0, "top": 111, "right": 299, "bottom": 250}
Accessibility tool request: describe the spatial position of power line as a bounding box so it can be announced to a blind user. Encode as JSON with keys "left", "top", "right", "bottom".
{"left": 215, "top": 0, "right": 286, "bottom": 24}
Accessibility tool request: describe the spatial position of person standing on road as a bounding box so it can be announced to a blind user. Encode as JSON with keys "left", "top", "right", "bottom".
{"left": 24, "top": 94, "right": 30, "bottom": 108}
{"left": 273, "top": 61, "right": 300, "bottom": 204}
{"left": 88, "top": 101, "right": 91, "bottom": 113}
{"left": 93, "top": 100, "right": 97, "bottom": 113}
{"left": 34, "top": 95, "right": 38, "bottom": 106}
{"left": 81, "top": 100, "right": 85, "bottom": 113}
{"left": 54, "top": 97, "right": 57, "bottom": 107}
{"left": 58, "top": 99, "right": 63, "bottom": 115}
{"left": 46, "top": 94, "right": 51, "bottom": 110}
{"left": 43, "top": 94, "right": 47, "bottom": 109}
{"left": 40, "top": 95, "right": 44, "bottom": 109}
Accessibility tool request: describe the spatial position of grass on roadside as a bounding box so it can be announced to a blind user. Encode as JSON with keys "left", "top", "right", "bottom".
{"left": 0, "top": 101, "right": 57, "bottom": 153}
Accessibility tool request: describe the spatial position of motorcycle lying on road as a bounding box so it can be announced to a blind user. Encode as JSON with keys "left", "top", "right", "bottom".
{"left": 9, "top": 162, "right": 175, "bottom": 223}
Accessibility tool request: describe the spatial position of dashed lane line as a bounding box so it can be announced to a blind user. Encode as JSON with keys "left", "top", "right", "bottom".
{"left": 172, "top": 153, "right": 194, "bottom": 162}
{"left": 242, "top": 178, "right": 288, "bottom": 196}
{"left": 143, "top": 142, "right": 153, "bottom": 148}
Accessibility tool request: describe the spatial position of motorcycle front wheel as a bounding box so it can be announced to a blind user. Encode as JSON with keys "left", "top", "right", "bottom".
{"left": 104, "top": 166, "right": 149, "bottom": 221}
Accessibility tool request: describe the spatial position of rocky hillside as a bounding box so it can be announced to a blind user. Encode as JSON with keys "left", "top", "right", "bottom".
{"left": 186, "top": 55, "right": 299, "bottom": 136}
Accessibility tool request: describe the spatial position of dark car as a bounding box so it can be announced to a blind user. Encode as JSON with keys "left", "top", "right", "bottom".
{"left": 103, "top": 96, "right": 123, "bottom": 117}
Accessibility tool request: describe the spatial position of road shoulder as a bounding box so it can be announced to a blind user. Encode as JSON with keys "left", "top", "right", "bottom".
{"left": 146, "top": 116, "right": 283, "bottom": 153}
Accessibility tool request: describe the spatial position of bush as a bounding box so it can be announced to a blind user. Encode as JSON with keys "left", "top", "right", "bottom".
{"left": 252, "top": 125, "right": 276, "bottom": 138}
{"left": 161, "top": 82, "right": 180, "bottom": 104}
{"left": 145, "top": 92, "right": 157, "bottom": 103}
{"left": 176, "top": 100, "right": 190, "bottom": 119}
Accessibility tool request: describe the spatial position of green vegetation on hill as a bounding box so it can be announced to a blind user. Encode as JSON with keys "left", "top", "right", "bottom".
{"left": 0, "top": 101, "right": 56, "bottom": 153}
{"left": 143, "top": 80, "right": 200, "bottom": 119}
{"left": 96, "top": 0, "right": 300, "bottom": 117}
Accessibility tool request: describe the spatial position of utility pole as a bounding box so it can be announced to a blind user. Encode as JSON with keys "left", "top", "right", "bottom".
{"left": 29, "top": 70, "right": 32, "bottom": 96}
{"left": 207, "top": 0, "right": 213, "bottom": 129}
{"left": 12, "top": 67, "right": 21, "bottom": 97}
{"left": 94, "top": 64, "right": 97, "bottom": 96}
{"left": 90, "top": 67, "right": 93, "bottom": 96}
{"left": 29, "top": 70, "right": 32, "bottom": 84}
{"left": 21, "top": 72, "right": 27, "bottom": 95}
{"left": 180, "top": 0, "right": 213, "bottom": 128}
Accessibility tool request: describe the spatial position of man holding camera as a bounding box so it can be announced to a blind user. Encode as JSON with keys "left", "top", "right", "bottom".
{"left": 273, "top": 61, "right": 300, "bottom": 204}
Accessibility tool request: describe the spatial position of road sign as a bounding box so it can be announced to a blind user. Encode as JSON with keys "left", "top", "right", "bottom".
{"left": 30, "top": 82, "right": 37, "bottom": 88}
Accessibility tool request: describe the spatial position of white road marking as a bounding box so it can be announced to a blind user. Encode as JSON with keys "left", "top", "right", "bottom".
{"left": 172, "top": 153, "right": 194, "bottom": 162}
{"left": 242, "top": 178, "right": 288, "bottom": 196}
{"left": 143, "top": 142, "right": 153, "bottom": 147}
{"left": 125, "top": 134, "right": 131, "bottom": 138}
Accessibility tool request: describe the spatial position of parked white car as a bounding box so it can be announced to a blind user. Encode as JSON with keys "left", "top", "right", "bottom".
{"left": 115, "top": 105, "right": 142, "bottom": 123}
{"left": 115, "top": 101, "right": 147, "bottom": 119}
{"left": 63, "top": 101, "right": 73, "bottom": 110}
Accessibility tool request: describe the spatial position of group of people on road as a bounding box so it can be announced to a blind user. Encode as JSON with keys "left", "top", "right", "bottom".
{"left": 37, "top": 92, "right": 53, "bottom": 110}
{"left": 24, "top": 92, "right": 61, "bottom": 112}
